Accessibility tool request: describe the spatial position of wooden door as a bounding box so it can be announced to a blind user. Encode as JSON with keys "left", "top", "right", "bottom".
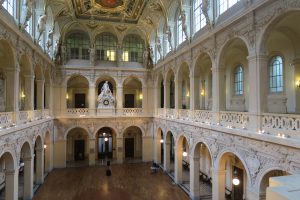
{"left": 74, "top": 140, "right": 85, "bottom": 161}
{"left": 125, "top": 138, "right": 134, "bottom": 158}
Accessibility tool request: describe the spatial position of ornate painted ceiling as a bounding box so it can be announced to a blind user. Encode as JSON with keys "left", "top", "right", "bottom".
{"left": 48, "top": 0, "right": 172, "bottom": 41}
{"left": 72, "top": 0, "right": 147, "bottom": 23}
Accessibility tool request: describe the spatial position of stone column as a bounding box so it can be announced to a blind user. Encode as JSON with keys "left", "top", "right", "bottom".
{"left": 44, "top": 83, "right": 51, "bottom": 109}
{"left": 61, "top": 84, "right": 67, "bottom": 115}
{"left": 116, "top": 135, "right": 123, "bottom": 163}
{"left": 24, "top": 75, "right": 34, "bottom": 110}
{"left": 5, "top": 169, "right": 18, "bottom": 200}
{"left": 164, "top": 141, "right": 171, "bottom": 172}
{"left": 190, "top": 73, "right": 196, "bottom": 110}
{"left": 88, "top": 83, "right": 96, "bottom": 116}
{"left": 35, "top": 79, "right": 45, "bottom": 110}
{"left": 175, "top": 78, "right": 182, "bottom": 109}
{"left": 35, "top": 147, "right": 44, "bottom": 184}
{"left": 116, "top": 85, "right": 123, "bottom": 109}
{"left": 155, "top": 136, "right": 161, "bottom": 164}
{"left": 212, "top": 169, "right": 226, "bottom": 200}
{"left": 23, "top": 156, "right": 33, "bottom": 199}
{"left": 142, "top": 86, "right": 147, "bottom": 111}
{"left": 293, "top": 58, "right": 300, "bottom": 113}
{"left": 247, "top": 54, "right": 268, "bottom": 131}
{"left": 5, "top": 67, "right": 19, "bottom": 112}
{"left": 89, "top": 139, "right": 96, "bottom": 166}
{"left": 211, "top": 66, "right": 225, "bottom": 123}
{"left": 190, "top": 156, "right": 200, "bottom": 200}
{"left": 174, "top": 145, "right": 183, "bottom": 184}
{"left": 164, "top": 80, "right": 170, "bottom": 108}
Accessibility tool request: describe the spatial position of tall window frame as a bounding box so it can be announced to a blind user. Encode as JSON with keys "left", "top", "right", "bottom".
{"left": 122, "top": 34, "right": 144, "bottom": 63}
{"left": 234, "top": 65, "right": 243, "bottom": 95}
{"left": 219, "top": 0, "right": 240, "bottom": 15}
{"left": 95, "top": 33, "right": 117, "bottom": 61}
{"left": 269, "top": 56, "right": 284, "bottom": 93}
{"left": 2, "top": 0, "right": 14, "bottom": 16}
{"left": 194, "top": 0, "right": 206, "bottom": 33}
{"left": 66, "top": 32, "right": 90, "bottom": 60}
{"left": 177, "top": 14, "right": 184, "bottom": 46}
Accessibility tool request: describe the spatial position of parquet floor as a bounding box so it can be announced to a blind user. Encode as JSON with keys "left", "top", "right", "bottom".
{"left": 33, "top": 163, "right": 189, "bottom": 200}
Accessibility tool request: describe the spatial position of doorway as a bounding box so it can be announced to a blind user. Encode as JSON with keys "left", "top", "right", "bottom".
{"left": 233, "top": 166, "right": 244, "bottom": 200}
{"left": 124, "top": 94, "right": 135, "bottom": 108}
{"left": 74, "top": 140, "right": 85, "bottom": 161}
{"left": 125, "top": 138, "right": 134, "bottom": 158}
{"left": 75, "top": 93, "right": 86, "bottom": 108}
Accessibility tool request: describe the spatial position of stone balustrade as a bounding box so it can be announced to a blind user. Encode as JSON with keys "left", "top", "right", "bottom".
{"left": 0, "top": 112, "right": 14, "bottom": 128}
{"left": 155, "top": 108, "right": 300, "bottom": 140}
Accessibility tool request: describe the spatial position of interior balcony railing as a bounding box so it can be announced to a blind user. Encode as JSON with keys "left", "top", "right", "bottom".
{"left": 156, "top": 108, "right": 300, "bottom": 141}
{"left": 63, "top": 108, "right": 146, "bottom": 118}
{"left": 0, "top": 109, "right": 52, "bottom": 129}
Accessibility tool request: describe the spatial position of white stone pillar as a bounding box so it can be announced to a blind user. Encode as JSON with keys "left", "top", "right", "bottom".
{"left": 89, "top": 139, "right": 96, "bottom": 166}
{"left": 116, "top": 85, "right": 123, "bottom": 109}
{"left": 174, "top": 145, "right": 183, "bottom": 184}
{"left": 164, "top": 80, "right": 170, "bottom": 108}
{"left": 211, "top": 66, "right": 225, "bottom": 123}
{"left": 142, "top": 86, "right": 147, "bottom": 111}
{"left": 88, "top": 83, "right": 96, "bottom": 116}
{"left": 5, "top": 67, "right": 19, "bottom": 112}
{"left": 23, "top": 156, "right": 33, "bottom": 199}
{"left": 116, "top": 136, "right": 123, "bottom": 163}
{"left": 212, "top": 169, "right": 226, "bottom": 200}
{"left": 190, "top": 156, "right": 200, "bottom": 200}
{"left": 248, "top": 54, "right": 268, "bottom": 131}
{"left": 5, "top": 169, "right": 18, "bottom": 200}
{"left": 36, "top": 79, "right": 45, "bottom": 110}
{"left": 175, "top": 78, "right": 182, "bottom": 109}
{"left": 164, "top": 141, "right": 171, "bottom": 172}
{"left": 293, "top": 59, "right": 300, "bottom": 113}
{"left": 24, "top": 75, "right": 34, "bottom": 110}
{"left": 35, "top": 147, "right": 44, "bottom": 184}
{"left": 190, "top": 74, "right": 195, "bottom": 110}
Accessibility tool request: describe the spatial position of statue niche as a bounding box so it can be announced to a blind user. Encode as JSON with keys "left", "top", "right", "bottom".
{"left": 97, "top": 81, "right": 115, "bottom": 108}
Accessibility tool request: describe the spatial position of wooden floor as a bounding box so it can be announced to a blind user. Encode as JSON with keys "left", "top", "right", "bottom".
{"left": 33, "top": 163, "right": 189, "bottom": 200}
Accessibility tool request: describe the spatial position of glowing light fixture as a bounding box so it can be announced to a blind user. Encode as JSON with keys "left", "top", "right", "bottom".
{"left": 160, "top": 139, "right": 164, "bottom": 143}
{"left": 104, "top": 137, "right": 108, "bottom": 142}
{"left": 296, "top": 80, "right": 300, "bottom": 88}
{"left": 186, "top": 91, "right": 190, "bottom": 97}
{"left": 139, "top": 94, "right": 143, "bottom": 100}
{"left": 182, "top": 151, "right": 188, "bottom": 157}
{"left": 200, "top": 89, "right": 205, "bottom": 96}
{"left": 232, "top": 169, "right": 240, "bottom": 186}
{"left": 66, "top": 94, "right": 69, "bottom": 100}
{"left": 21, "top": 91, "right": 26, "bottom": 98}
{"left": 44, "top": 144, "right": 47, "bottom": 149}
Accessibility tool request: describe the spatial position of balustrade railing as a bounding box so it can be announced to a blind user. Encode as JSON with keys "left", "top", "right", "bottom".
{"left": 33, "top": 110, "right": 43, "bottom": 120}
{"left": 18, "top": 110, "right": 31, "bottom": 124}
{"left": 219, "top": 111, "right": 250, "bottom": 129}
{"left": 118, "top": 108, "right": 143, "bottom": 116}
{"left": 178, "top": 109, "right": 192, "bottom": 121}
{"left": 0, "top": 112, "right": 14, "bottom": 128}
{"left": 262, "top": 113, "right": 300, "bottom": 138}
{"left": 166, "top": 109, "right": 177, "bottom": 119}
{"left": 66, "top": 108, "right": 90, "bottom": 117}
{"left": 194, "top": 110, "right": 213, "bottom": 123}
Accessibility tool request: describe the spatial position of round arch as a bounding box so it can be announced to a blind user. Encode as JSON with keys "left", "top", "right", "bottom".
{"left": 93, "top": 126, "right": 119, "bottom": 139}
{"left": 64, "top": 126, "right": 91, "bottom": 140}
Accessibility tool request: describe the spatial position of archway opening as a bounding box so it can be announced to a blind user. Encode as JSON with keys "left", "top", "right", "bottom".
{"left": 194, "top": 53, "right": 212, "bottom": 110}
{"left": 66, "top": 128, "right": 89, "bottom": 166}
{"left": 177, "top": 64, "right": 190, "bottom": 109}
{"left": 123, "top": 126, "right": 143, "bottom": 161}
{"left": 96, "top": 127, "right": 116, "bottom": 162}
{"left": 34, "top": 136, "right": 44, "bottom": 187}
{"left": 155, "top": 128, "right": 164, "bottom": 165}
{"left": 164, "top": 131, "right": 175, "bottom": 174}
{"left": 0, "top": 152, "right": 15, "bottom": 200}
{"left": 259, "top": 170, "right": 290, "bottom": 200}
{"left": 218, "top": 152, "right": 248, "bottom": 200}
{"left": 67, "top": 75, "right": 89, "bottom": 108}
{"left": 166, "top": 70, "right": 175, "bottom": 109}
{"left": 44, "top": 131, "right": 51, "bottom": 173}
{"left": 175, "top": 135, "right": 189, "bottom": 185}
{"left": 123, "top": 77, "right": 142, "bottom": 108}
{"left": 19, "top": 142, "right": 32, "bottom": 199}
{"left": 19, "top": 54, "right": 33, "bottom": 111}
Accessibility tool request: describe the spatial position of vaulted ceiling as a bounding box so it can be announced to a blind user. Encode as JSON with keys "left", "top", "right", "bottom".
{"left": 48, "top": 0, "right": 173, "bottom": 41}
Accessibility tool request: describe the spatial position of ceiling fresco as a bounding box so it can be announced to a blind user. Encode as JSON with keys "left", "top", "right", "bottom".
{"left": 72, "top": 0, "right": 147, "bottom": 23}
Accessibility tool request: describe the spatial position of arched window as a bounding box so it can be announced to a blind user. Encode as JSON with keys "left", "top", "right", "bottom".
{"left": 177, "top": 14, "right": 184, "bottom": 46}
{"left": 194, "top": 0, "right": 206, "bottom": 32}
{"left": 122, "top": 34, "right": 144, "bottom": 63}
{"left": 2, "top": 0, "right": 14, "bottom": 15}
{"left": 66, "top": 32, "right": 90, "bottom": 60}
{"left": 219, "top": 0, "right": 240, "bottom": 15}
{"left": 95, "top": 33, "right": 117, "bottom": 61}
{"left": 269, "top": 56, "right": 283, "bottom": 93}
{"left": 234, "top": 65, "right": 243, "bottom": 95}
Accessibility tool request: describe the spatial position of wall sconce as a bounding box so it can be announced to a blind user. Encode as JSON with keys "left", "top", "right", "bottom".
{"left": 66, "top": 94, "right": 69, "bottom": 100}
{"left": 232, "top": 169, "right": 240, "bottom": 186}
{"left": 44, "top": 144, "right": 47, "bottom": 149}
{"left": 21, "top": 91, "right": 26, "bottom": 98}
{"left": 200, "top": 89, "right": 205, "bottom": 96}
{"left": 160, "top": 139, "right": 164, "bottom": 143}
{"left": 104, "top": 137, "right": 108, "bottom": 142}
{"left": 296, "top": 80, "right": 300, "bottom": 88}
{"left": 139, "top": 94, "right": 143, "bottom": 100}
{"left": 186, "top": 91, "right": 190, "bottom": 97}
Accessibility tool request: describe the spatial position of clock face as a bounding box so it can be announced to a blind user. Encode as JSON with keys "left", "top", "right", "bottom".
{"left": 103, "top": 99, "right": 109, "bottom": 106}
